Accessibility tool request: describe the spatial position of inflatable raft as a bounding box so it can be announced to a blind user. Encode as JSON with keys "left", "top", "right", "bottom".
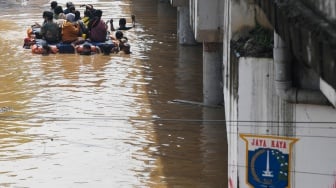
{"left": 23, "top": 37, "right": 128, "bottom": 55}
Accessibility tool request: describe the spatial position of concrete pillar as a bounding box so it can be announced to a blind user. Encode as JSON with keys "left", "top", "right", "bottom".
{"left": 177, "top": 6, "right": 197, "bottom": 45}
{"left": 203, "top": 42, "right": 223, "bottom": 105}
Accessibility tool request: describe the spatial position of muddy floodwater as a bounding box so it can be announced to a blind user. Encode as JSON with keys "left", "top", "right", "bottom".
{"left": 0, "top": 0, "right": 227, "bottom": 187}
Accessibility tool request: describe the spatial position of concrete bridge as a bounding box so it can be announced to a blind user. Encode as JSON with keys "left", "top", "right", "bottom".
{"left": 167, "top": 0, "right": 336, "bottom": 187}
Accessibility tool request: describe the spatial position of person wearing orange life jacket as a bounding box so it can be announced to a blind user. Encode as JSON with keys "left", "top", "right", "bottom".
{"left": 61, "top": 13, "right": 81, "bottom": 43}
{"left": 87, "top": 9, "right": 107, "bottom": 43}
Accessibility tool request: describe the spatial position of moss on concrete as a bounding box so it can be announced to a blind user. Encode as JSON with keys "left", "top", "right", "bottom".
{"left": 230, "top": 24, "right": 273, "bottom": 57}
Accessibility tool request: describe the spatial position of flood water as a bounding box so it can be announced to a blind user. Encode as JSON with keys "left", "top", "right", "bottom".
{"left": 0, "top": 0, "right": 227, "bottom": 187}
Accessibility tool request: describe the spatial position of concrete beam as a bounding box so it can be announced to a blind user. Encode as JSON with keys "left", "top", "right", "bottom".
{"left": 256, "top": 0, "right": 336, "bottom": 91}
{"left": 320, "top": 78, "right": 336, "bottom": 107}
{"left": 170, "top": 0, "right": 188, "bottom": 7}
{"left": 190, "top": 0, "right": 223, "bottom": 43}
{"left": 196, "top": 29, "right": 223, "bottom": 43}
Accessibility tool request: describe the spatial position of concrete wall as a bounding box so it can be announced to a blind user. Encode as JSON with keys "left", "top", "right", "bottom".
{"left": 235, "top": 57, "right": 336, "bottom": 188}
{"left": 256, "top": 0, "right": 336, "bottom": 96}
{"left": 293, "top": 104, "right": 336, "bottom": 188}
{"left": 224, "top": 0, "right": 336, "bottom": 187}
{"left": 231, "top": 0, "right": 272, "bottom": 39}
{"left": 223, "top": 1, "right": 271, "bottom": 185}
{"left": 222, "top": 1, "right": 236, "bottom": 187}
{"left": 237, "top": 58, "right": 277, "bottom": 187}
{"left": 168, "top": 0, "right": 336, "bottom": 187}
{"left": 170, "top": 0, "right": 188, "bottom": 7}
{"left": 231, "top": 0, "right": 255, "bottom": 37}
{"left": 301, "top": 0, "right": 336, "bottom": 20}
{"left": 189, "top": 0, "right": 223, "bottom": 42}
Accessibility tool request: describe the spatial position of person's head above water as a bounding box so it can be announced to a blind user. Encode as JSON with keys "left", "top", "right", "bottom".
{"left": 115, "top": 31, "right": 123, "bottom": 40}
{"left": 51, "top": 1, "right": 57, "bottom": 9}
{"left": 42, "top": 11, "right": 53, "bottom": 20}
{"left": 80, "top": 43, "right": 92, "bottom": 55}
{"left": 66, "top": 1, "right": 74, "bottom": 8}
{"left": 66, "top": 13, "right": 75, "bottom": 22}
{"left": 93, "top": 9, "right": 103, "bottom": 18}
{"left": 119, "top": 18, "right": 126, "bottom": 28}
{"left": 54, "top": 6, "right": 63, "bottom": 15}
{"left": 122, "top": 43, "right": 131, "bottom": 54}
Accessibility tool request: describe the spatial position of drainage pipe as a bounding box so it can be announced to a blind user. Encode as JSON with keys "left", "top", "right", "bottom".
{"left": 274, "top": 32, "right": 329, "bottom": 105}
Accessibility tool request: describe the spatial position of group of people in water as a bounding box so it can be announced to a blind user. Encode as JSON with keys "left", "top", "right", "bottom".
{"left": 24, "top": 1, "right": 135, "bottom": 55}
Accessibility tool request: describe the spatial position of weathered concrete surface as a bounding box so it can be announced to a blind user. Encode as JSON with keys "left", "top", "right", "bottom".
{"left": 236, "top": 57, "right": 336, "bottom": 188}
{"left": 320, "top": 78, "right": 336, "bottom": 107}
{"left": 301, "top": 0, "right": 336, "bottom": 21}
{"left": 203, "top": 42, "right": 223, "bottom": 105}
{"left": 177, "top": 6, "right": 197, "bottom": 45}
{"left": 293, "top": 104, "right": 336, "bottom": 188}
{"left": 170, "top": 0, "right": 188, "bottom": 7}
{"left": 231, "top": 0, "right": 272, "bottom": 40}
{"left": 223, "top": 1, "right": 336, "bottom": 188}
{"left": 189, "top": 0, "right": 224, "bottom": 42}
{"left": 256, "top": 0, "right": 336, "bottom": 91}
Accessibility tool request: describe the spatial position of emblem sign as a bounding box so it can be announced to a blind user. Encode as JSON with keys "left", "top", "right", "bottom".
{"left": 240, "top": 134, "right": 298, "bottom": 188}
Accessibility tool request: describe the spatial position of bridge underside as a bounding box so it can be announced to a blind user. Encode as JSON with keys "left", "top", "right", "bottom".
{"left": 257, "top": 0, "right": 336, "bottom": 90}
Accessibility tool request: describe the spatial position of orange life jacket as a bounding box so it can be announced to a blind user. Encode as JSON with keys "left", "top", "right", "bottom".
{"left": 62, "top": 21, "right": 80, "bottom": 43}
{"left": 27, "top": 27, "right": 34, "bottom": 38}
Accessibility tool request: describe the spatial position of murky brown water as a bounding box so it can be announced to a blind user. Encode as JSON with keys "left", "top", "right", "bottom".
{"left": 0, "top": 0, "right": 227, "bottom": 187}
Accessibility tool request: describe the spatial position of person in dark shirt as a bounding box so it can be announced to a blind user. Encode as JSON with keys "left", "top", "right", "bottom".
{"left": 117, "top": 17, "right": 135, "bottom": 30}
{"left": 64, "top": 2, "right": 75, "bottom": 14}
{"left": 88, "top": 9, "right": 107, "bottom": 42}
{"left": 40, "top": 11, "right": 61, "bottom": 44}
{"left": 109, "top": 15, "right": 135, "bottom": 31}
{"left": 50, "top": 1, "right": 58, "bottom": 13}
{"left": 54, "top": 5, "right": 64, "bottom": 19}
